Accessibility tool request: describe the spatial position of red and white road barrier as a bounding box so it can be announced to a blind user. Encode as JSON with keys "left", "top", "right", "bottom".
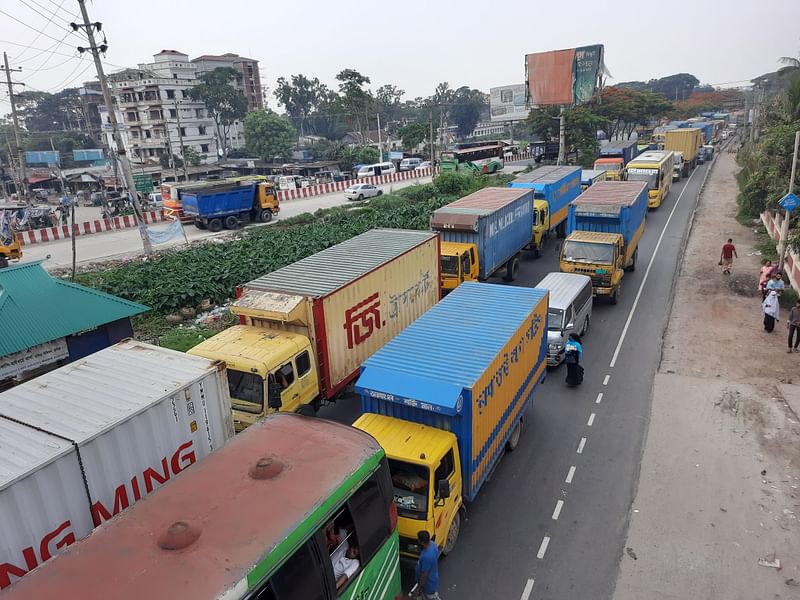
{"left": 276, "top": 167, "right": 438, "bottom": 202}
{"left": 16, "top": 210, "right": 168, "bottom": 246}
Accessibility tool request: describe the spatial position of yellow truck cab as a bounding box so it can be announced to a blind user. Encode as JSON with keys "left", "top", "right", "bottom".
{"left": 593, "top": 156, "right": 624, "bottom": 180}
{"left": 560, "top": 231, "right": 626, "bottom": 302}
{"left": 439, "top": 241, "right": 479, "bottom": 291}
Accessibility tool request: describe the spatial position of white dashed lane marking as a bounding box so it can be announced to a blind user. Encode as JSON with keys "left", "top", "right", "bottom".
{"left": 565, "top": 466, "right": 576, "bottom": 484}
{"left": 577, "top": 437, "right": 587, "bottom": 454}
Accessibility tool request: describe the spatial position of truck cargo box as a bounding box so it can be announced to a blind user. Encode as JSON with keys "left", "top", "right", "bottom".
{"left": 235, "top": 229, "right": 440, "bottom": 399}
{"left": 356, "top": 282, "right": 548, "bottom": 502}
{"left": 181, "top": 184, "right": 255, "bottom": 218}
{"left": 665, "top": 128, "right": 703, "bottom": 164}
{"left": 431, "top": 188, "right": 533, "bottom": 280}
{"left": 598, "top": 139, "right": 639, "bottom": 164}
{"left": 508, "top": 165, "right": 581, "bottom": 226}
{"left": 567, "top": 181, "right": 649, "bottom": 244}
{"left": 0, "top": 340, "right": 233, "bottom": 589}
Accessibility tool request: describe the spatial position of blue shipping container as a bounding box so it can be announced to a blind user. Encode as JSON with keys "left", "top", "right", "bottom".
{"left": 181, "top": 186, "right": 256, "bottom": 218}
{"left": 431, "top": 187, "right": 533, "bottom": 279}
{"left": 508, "top": 166, "right": 581, "bottom": 229}
{"left": 597, "top": 140, "right": 639, "bottom": 164}
{"left": 692, "top": 122, "right": 714, "bottom": 143}
{"left": 356, "top": 282, "right": 548, "bottom": 502}
{"left": 567, "top": 181, "right": 648, "bottom": 244}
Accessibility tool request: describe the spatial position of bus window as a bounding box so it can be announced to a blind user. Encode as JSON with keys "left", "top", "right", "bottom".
{"left": 348, "top": 471, "right": 393, "bottom": 562}
{"left": 259, "top": 539, "right": 327, "bottom": 600}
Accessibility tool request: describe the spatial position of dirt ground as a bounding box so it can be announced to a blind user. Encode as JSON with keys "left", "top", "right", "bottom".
{"left": 615, "top": 147, "right": 800, "bottom": 600}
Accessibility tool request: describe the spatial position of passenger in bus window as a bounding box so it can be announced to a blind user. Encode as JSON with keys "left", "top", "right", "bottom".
{"left": 334, "top": 544, "right": 360, "bottom": 590}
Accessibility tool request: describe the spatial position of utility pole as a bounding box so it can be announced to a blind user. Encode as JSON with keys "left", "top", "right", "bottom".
{"left": 172, "top": 99, "right": 189, "bottom": 181}
{"left": 3, "top": 52, "right": 28, "bottom": 202}
{"left": 73, "top": 0, "right": 153, "bottom": 255}
{"left": 556, "top": 107, "right": 566, "bottom": 166}
{"left": 429, "top": 106, "right": 435, "bottom": 164}
{"left": 376, "top": 113, "right": 382, "bottom": 161}
{"left": 777, "top": 130, "right": 800, "bottom": 270}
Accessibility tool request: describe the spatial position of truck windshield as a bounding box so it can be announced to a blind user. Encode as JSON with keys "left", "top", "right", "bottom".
{"left": 562, "top": 240, "right": 614, "bottom": 265}
{"left": 547, "top": 308, "right": 564, "bottom": 330}
{"left": 387, "top": 459, "right": 429, "bottom": 520}
{"left": 627, "top": 168, "right": 658, "bottom": 189}
{"left": 441, "top": 255, "right": 459, "bottom": 276}
{"left": 226, "top": 369, "right": 264, "bottom": 413}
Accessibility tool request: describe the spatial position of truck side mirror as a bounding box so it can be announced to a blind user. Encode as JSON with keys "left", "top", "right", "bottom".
{"left": 267, "top": 379, "right": 282, "bottom": 409}
{"left": 437, "top": 479, "right": 451, "bottom": 500}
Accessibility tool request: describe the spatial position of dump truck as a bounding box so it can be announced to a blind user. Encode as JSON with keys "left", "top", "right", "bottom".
{"left": 188, "top": 229, "right": 440, "bottom": 432}
{"left": 665, "top": 128, "right": 703, "bottom": 176}
{"left": 181, "top": 180, "right": 279, "bottom": 231}
{"left": 160, "top": 176, "right": 269, "bottom": 221}
{"left": 508, "top": 166, "right": 581, "bottom": 257}
{"left": 0, "top": 340, "right": 233, "bottom": 590}
{"left": 593, "top": 140, "right": 639, "bottom": 180}
{"left": 432, "top": 187, "right": 533, "bottom": 291}
{"left": 353, "top": 281, "right": 548, "bottom": 558}
{"left": 560, "top": 181, "right": 649, "bottom": 304}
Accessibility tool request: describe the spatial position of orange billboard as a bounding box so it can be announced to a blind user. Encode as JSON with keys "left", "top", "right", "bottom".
{"left": 526, "top": 45, "right": 604, "bottom": 106}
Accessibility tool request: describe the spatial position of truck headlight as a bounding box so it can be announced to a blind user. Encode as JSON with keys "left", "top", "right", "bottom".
{"left": 549, "top": 343, "right": 562, "bottom": 352}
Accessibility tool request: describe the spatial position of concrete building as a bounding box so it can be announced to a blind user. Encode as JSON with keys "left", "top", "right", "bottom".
{"left": 191, "top": 53, "right": 263, "bottom": 112}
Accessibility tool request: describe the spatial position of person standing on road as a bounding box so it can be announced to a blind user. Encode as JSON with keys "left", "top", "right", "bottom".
{"left": 759, "top": 260, "right": 773, "bottom": 299}
{"left": 788, "top": 300, "right": 800, "bottom": 352}
{"left": 767, "top": 272, "right": 786, "bottom": 296}
{"left": 762, "top": 290, "right": 780, "bottom": 333}
{"left": 413, "top": 531, "right": 441, "bottom": 600}
{"left": 719, "top": 238, "right": 737, "bottom": 274}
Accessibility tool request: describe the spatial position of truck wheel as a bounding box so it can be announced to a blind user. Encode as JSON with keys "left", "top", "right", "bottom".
{"left": 296, "top": 404, "right": 315, "bottom": 417}
{"left": 504, "top": 256, "right": 520, "bottom": 281}
{"left": 207, "top": 218, "right": 223, "bottom": 232}
{"left": 194, "top": 218, "right": 207, "bottom": 230}
{"left": 557, "top": 221, "right": 567, "bottom": 239}
{"left": 611, "top": 283, "right": 621, "bottom": 305}
{"left": 580, "top": 315, "right": 590, "bottom": 336}
{"left": 506, "top": 419, "right": 523, "bottom": 451}
{"left": 442, "top": 512, "right": 461, "bottom": 556}
{"left": 259, "top": 209, "right": 273, "bottom": 223}
{"left": 224, "top": 215, "right": 239, "bottom": 229}
{"left": 625, "top": 249, "right": 638, "bottom": 272}
{"left": 0, "top": 255, "right": 8, "bottom": 269}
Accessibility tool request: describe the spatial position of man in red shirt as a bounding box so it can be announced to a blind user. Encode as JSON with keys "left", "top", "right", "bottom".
{"left": 720, "top": 238, "right": 738, "bottom": 274}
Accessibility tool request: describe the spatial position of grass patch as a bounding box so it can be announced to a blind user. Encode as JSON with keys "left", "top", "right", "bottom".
{"left": 754, "top": 236, "right": 778, "bottom": 261}
{"left": 780, "top": 287, "right": 799, "bottom": 310}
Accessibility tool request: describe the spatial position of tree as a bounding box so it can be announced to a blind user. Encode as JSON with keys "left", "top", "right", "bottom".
{"left": 450, "top": 87, "right": 487, "bottom": 137}
{"left": 183, "top": 146, "right": 203, "bottom": 166}
{"left": 15, "top": 88, "right": 85, "bottom": 132}
{"left": 244, "top": 110, "right": 296, "bottom": 161}
{"left": 189, "top": 67, "right": 248, "bottom": 159}
{"left": 356, "top": 146, "right": 380, "bottom": 164}
{"left": 592, "top": 87, "right": 672, "bottom": 139}
{"left": 617, "top": 73, "right": 700, "bottom": 101}
{"left": 273, "top": 74, "right": 329, "bottom": 136}
{"left": 526, "top": 106, "right": 608, "bottom": 166}
{"left": 375, "top": 84, "right": 405, "bottom": 124}
{"left": 159, "top": 153, "right": 183, "bottom": 169}
{"left": 398, "top": 122, "right": 428, "bottom": 150}
{"left": 336, "top": 69, "right": 373, "bottom": 143}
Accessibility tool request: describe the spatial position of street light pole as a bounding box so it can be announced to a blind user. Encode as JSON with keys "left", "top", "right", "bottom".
{"left": 3, "top": 52, "right": 28, "bottom": 201}
{"left": 777, "top": 130, "right": 800, "bottom": 270}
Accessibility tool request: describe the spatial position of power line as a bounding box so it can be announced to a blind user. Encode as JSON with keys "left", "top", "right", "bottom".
{"left": 0, "top": 7, "right": 78, "bottom": 52}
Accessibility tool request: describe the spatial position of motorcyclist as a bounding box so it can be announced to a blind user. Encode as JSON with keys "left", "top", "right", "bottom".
{"left": 564, "top": 333, "right": 584, "bottom": 386}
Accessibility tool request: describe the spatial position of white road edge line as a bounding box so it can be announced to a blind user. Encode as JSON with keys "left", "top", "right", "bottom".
{"left": 595, "top": 392, "right": 603, "bottom": 404}
{"left": 603, "top": 375, "right": 610, "bottom": 386}
{"left": 520, "top": 579, "right": 535, "bottom": 600}
{"left": 577, "top": 437, "right": 587, "bottom": 454}
{"left": 537, "top": 536, "right": 550, "bottom": 559}
{"left": 587, "top": 413, "right": 596, "bottom": 427}
{"left": 552, "top": 499, "right": 564, "bottom": 520}
{"left": 609, "top": 166, "right": 700, "bottom": 368}
{"left": 566, "top": 465, "right": 576, "bottom": 483}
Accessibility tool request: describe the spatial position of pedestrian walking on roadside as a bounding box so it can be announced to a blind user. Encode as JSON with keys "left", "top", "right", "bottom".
{"left": 759, "top": 260, "right": 773, "bottom": 299}
{"left": 719, "top": 238, "right": 737, "bottom": 274}
{"left": 412, "top": 531, "right": 441, "bottom": 600}
{"left": 788, "top": 300, "right": 800, "bottom": 352}
{"left": 763, "top": 290, "right": 780, "bottom": 333}
{"left": 767, "top": 272, "right": 786, "bottom": 296}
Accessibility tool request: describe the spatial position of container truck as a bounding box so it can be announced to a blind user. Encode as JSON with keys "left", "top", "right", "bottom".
{"left": 353, "top": 281, "right": 548, "bottom": 558}
{"left": 581, "top": 169, "right": 607, "bottom": 191}
{"left": 431, "top": 187, "right": 533, "bottom": 291}
{"left": 560, "top": 181, "right": 649, "bottom": 304}
{"left": 665, "top": 128, "right": 703, "bottom": 175}
{"left": 672, "top": 152, "right": 684, "bottom": 181}
{"left": 508, "top": 166, "right": 581, "bottom": 256}
{"left": 188, "top": 229, "right": 440, "bottom": 432}
{"left": 0, "top": 340, "right": 233, "bottom": 590}
{"left": 593, "top": 140, "right": 640, "bottom": 180}
{"left": 181, "top": 180, "right": 279, "bottom": 231}
{"left": 692, "top": 121, "right": 714, "bottom": 144}
{"left": 160, "top": 176, "right": 269, "bottom": 221}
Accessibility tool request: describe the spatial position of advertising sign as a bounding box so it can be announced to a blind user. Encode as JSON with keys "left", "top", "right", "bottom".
{"left": 0, "top": 338, "right": 69, "bottom": 380}
{"left": 573, "top": 45, "right": 604, "bottom": 104}
{"left": 490, "top": 84, "right": 530, "bottom": 122}
{"left": 525, "top": 44, "right": 604, "bottom": 106}
{"left": 132, "top": 173, "right": 154, "bottom": 194}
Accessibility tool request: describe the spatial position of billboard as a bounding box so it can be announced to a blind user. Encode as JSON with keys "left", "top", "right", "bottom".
{"left": 525, "top": 44, "right": 604, "bottom": 106}
{"left": 490, "top": 85, "right": 530, "bottom": 122}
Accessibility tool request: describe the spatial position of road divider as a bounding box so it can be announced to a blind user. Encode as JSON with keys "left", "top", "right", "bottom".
{"left": 275, "top": 167, "right": 437, "bottom": 201}
{"left": 16, "top": 210, "right": 168, "bottom": 246}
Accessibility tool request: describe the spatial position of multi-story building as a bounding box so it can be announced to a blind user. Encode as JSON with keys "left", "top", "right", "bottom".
{"left": 191, "top": 53, "right": 263, "bottom": 112}
{"left": 98, "top": 49, "right": 256, "bottom": 167}
{"left": 78, "top": 80, "right": 104, "bottom": 139}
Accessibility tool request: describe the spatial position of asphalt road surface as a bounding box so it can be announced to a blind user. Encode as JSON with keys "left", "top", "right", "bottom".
{"left": 319, "top": 161, "right": 711, "bottom": 599}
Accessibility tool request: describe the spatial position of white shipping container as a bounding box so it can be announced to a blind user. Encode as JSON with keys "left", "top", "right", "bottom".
{"left": 0, "top": 340, "right": 233, "bottom": 589}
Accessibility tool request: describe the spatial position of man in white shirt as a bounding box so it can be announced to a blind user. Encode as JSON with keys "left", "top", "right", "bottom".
{"left": 333, "top": 544, "right": 360, "bottom": 590}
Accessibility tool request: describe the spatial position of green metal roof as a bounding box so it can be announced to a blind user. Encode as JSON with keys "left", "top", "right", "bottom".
{"left": 0, "top": 261, "right": 148, "bottom": 357}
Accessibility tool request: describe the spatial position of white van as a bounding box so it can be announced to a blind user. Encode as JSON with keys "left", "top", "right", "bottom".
{"left": 277, "top": 175, "right": 310, "bottom": 191}
{"left": 536, "top": 272, "right": 594, "bottom": 366}
{"left": 399, "top": 157, "right": 422, "bottom": 171}
{"left": 357, "top": 162, "right": 397, "bottom": 178}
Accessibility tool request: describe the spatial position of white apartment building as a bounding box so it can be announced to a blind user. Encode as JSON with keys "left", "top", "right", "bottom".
{"left": 100, "top": 50, "right": 247, "bottom": 167}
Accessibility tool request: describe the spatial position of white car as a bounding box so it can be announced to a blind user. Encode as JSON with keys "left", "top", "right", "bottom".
{"left": 415, "top": 161, "right": 433, "bottom": 170}
{"left": 344, "top": 184, "right": 383, "bottom": 201}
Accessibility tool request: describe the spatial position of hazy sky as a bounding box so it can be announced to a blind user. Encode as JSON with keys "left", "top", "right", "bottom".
{"left": 1, "top": 0, "right": 799, "bottom": 116}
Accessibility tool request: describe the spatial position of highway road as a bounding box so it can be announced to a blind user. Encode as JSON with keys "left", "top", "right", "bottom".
{"left": 319, "top": 161, "right": 711, "bottom": 599}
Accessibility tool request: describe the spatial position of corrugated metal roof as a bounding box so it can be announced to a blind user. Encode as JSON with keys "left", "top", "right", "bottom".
{"left": 511, "top": 165, "right": 580, "bottom": 185}
{"left": 243, "top": 228, "right": 437, "bottom": 298}
{"left": 0, "top": 261, "right": 148, "bottom": 357}
{"left": 574, "top": 181, "right": 647, "bottom": 207}
{"left": 0, "top": 340, "right": 221, "bottom": 444}
{"left": 357, "top": 282, "right": 547, "bottom": 410}
{"left": 0, "top": 417, "right": 73, "bottom": 491}
{"left": 434, "top": 187, "right": 530, "bottom": 213}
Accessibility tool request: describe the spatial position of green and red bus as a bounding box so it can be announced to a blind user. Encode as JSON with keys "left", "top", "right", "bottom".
{"left": 439, "top": 143, "right": 505, "bottom": 174}
{"left": 6, "top": 413, "right": 402, "bottom": 600}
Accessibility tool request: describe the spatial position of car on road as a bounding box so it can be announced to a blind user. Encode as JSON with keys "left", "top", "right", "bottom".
{"left": 399, "top": 157, "right": 422, "bottom": 171}
{"left": 344, "top": 183, "right": 382, "bottom": 201}
{"left": 415, "top": 161, "right": 433, "bottom": 170}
